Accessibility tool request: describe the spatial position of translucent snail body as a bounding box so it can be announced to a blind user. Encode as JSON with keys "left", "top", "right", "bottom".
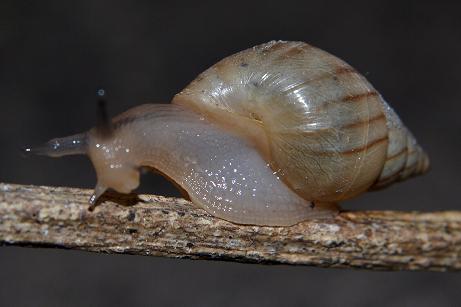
{"left": 27, "top": 41, "right": 429, "bottom": 226}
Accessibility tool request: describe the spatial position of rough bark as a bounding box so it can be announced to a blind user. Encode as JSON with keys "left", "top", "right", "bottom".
{"left": 0, "top": 183, "right": 460, "bottom": 271}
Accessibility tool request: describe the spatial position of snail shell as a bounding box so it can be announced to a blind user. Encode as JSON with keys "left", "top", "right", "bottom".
{"left": 173, "top": 40, "right": 429, "bottom": 202}
{"left": 27, "top": 41, "right": 429, "bottom": 226}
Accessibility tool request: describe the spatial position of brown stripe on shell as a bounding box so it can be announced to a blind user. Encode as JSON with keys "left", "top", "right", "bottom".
{"left": 316, "top": 90, "right": 381, "bottom": 113}
{"left": 341, "top": 136, "right": 388, "bottom": 155}
{"left": 385, "top": 148, "right": 407, "bottom": 161}
{"left": 342, "top": 114, "right": 386, "bottom": 129}
{"left": 380, "top": 163, "right": 406, "bottom": 181}
{"left": 308, "top": 66, "right": 357, "bottom": 84}
{"left": 342, "top": 91, "right": 379, "bottom": 103}
{"left": 375, "top": 170, "right": 404, "bottom": 186}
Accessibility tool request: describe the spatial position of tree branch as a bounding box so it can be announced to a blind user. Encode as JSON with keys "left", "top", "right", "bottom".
{"left": 0, "top": 183, "right": 460, "bottom": 271}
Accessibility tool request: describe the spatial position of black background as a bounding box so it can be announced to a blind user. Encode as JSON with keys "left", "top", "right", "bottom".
{"left": 1, "top": 1, "right": 460, "bottom": 306}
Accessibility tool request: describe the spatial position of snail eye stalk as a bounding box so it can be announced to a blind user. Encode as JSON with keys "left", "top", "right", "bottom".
{"left": 96, "top": 89, "right": 113, "bottom": 138}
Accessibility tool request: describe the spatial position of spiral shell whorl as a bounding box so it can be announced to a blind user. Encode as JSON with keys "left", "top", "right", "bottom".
{"left": 371, "top": 103, "right": 429, "bottom": 189}
{"left": 173, "top": 41, "right": 428, "bottom": 202}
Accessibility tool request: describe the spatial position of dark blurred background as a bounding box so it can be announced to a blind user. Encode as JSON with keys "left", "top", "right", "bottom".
{"left": 1, "top": 0, "right": 460, "bottom": 306}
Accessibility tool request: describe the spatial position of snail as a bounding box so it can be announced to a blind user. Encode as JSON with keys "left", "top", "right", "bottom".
{"left": 26, "top": 41, "right": 430, "bottom": 226}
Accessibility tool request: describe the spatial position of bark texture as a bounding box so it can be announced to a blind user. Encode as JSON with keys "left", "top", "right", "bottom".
{"left": 0, "top": 183, "right": 460, "bottom": 271}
